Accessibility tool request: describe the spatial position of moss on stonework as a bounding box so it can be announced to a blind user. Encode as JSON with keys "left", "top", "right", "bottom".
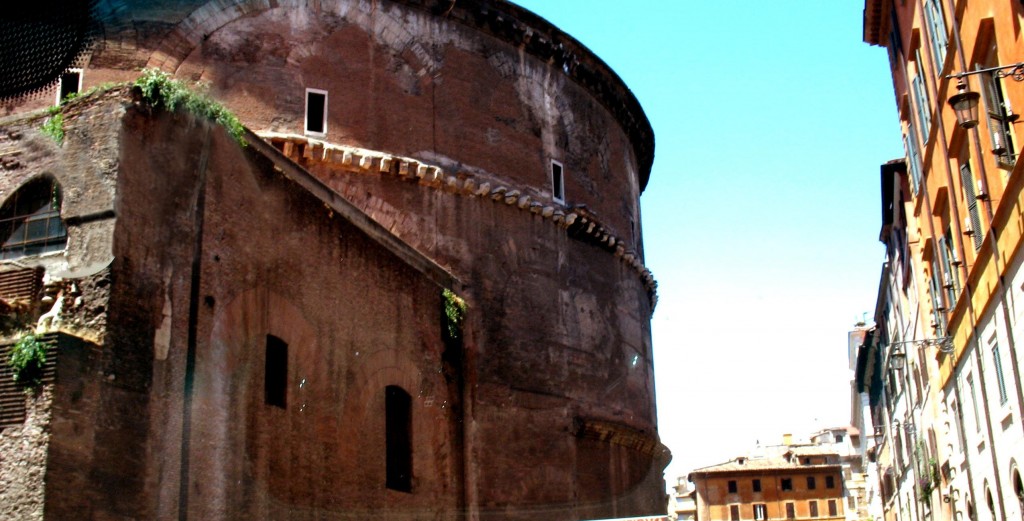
{"left": 134, "top": 69, "right": 246, "bottom": 146}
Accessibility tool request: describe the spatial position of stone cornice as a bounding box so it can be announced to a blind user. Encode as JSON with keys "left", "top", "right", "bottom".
{"left": 572, "top": 417, "right": 666, "bottom": 459}
{"left": 258, "top": 132, "right": 658, "bottom": 312}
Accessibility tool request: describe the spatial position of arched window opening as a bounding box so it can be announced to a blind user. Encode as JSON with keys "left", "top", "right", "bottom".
{"left": 385, "top": 385, "right": 412, "bottom": 492}
{"left": 986, "top": 485, "right": 996, "bottom": 521}
{"left": 0, "top": 177, "right": 67, "bottom": 259}
{"left": 1013, "top": 468, "right": 1024, "bottom": 507}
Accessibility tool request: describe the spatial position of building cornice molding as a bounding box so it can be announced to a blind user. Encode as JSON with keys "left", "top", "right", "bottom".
{"left": 257, "top": 131, "right": 658, "bottom": 312}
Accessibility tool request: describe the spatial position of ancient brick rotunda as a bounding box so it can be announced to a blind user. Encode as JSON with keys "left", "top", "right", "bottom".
{"left": 0, "top": 1, "right": 666, "bottom": 519}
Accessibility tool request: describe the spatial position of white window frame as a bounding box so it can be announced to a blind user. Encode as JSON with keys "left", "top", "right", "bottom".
{"left": 550, "top": 159, "right": 565, "bottom": 204}
{"left": 304, "top": 88, "right": 328, "bottom": 137}
{"left": 55, "top": 68, "right": 83, "bottom": 105}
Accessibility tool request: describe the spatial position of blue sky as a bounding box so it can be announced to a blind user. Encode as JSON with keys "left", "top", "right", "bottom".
{"left": 510, "top": 1, "right": 905, "bottom": 485}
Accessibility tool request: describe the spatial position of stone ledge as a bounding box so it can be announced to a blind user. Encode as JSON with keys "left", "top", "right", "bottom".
{"left": 258, "top": 132, "right": 658, "bottom": 312}
{"left": 572, "top": 417, "right": 665, "bottom": 459}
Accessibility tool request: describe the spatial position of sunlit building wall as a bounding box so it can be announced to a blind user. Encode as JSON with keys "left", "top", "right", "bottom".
{"left": 862, "top": 1, "right": 1024, "bottom": 520}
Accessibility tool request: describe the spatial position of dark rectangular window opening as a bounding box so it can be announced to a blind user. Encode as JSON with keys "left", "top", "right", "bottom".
{"left": 730, "top": 505, "right": 740, "bottom": 521}
{"left": 786, "top": 503, "right": 795, "bottom": 519}
{"left": 825, "top": 475, "right": 835, "bottom": 489}
{"left": 728, "top": 480, "right": 738, "bottom": 493}
{"left": 551, "top": 160, "right": 564, "bottom": 203}
{"left": 386, "top": 385, "right": 413, "bottom": 492}
{"left": 264, "top": 335, "right": 288, "bottom": 408}
{"left": 781, "top": 478, "right": 793, "bottom": 491}
{"left": 807, "top": 476, "right": 816, "bottom": 490}
{"left": 58, "top": 70, "right": 81, "bottom": 103}
{"left": 305, "top": 89, "right": 327, "bottom": 135}
{"left": 809, "top": 501, "right": 819, "bottom": 518}
{"left": 828, "top": 499, "right": 838, "bottom": 517}
{"left": 752, "top": 478, "right": 761, "bottom": 492}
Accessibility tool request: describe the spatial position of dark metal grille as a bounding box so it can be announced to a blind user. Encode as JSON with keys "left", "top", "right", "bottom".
{"left": 0, "top": 1, "right": 97, "bottom": 101}
{"left": 0, "top": 333, "right": 59, "bottom": 429}
{"left": 0, "top": 178, "right": 67, "bottom": 260}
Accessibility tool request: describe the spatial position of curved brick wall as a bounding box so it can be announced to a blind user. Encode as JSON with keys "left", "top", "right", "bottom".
{"left": 11, "top": 1, "right": 666, "bottom": 518}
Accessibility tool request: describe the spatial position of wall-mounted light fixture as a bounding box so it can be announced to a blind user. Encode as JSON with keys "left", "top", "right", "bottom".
{"left": 948, "top": 80, "right": 981, "bottom": 129}
{"left": 946, "top": 63, "right": 1024, "bottom": 129}
{"left": 890, "top": 345, "right": 907, "bottom": 371}
{"left": 889, "top": 336, "right": 954, "bottom": 357}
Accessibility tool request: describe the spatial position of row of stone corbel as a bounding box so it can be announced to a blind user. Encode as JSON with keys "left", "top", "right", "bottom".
{"left": 258, "top": 132, "right": 658, "bottom": 310}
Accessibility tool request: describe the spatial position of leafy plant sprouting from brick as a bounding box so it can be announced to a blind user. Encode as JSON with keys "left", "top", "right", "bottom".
{"left": 442, "top": 288, "right": 467, "bottom": 343}
{"left": 8, "top": 333, "right": 47, "bottom": 388}
{"left": 40, "top": 105, "right": 64, "bottom": 145}
{"left": 133, "top": 68, "right": 246, "bottom": 146}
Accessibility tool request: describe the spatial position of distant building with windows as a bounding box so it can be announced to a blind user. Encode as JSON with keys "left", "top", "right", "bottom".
{"left": 670, "top": 476, "right": 699, "bottom": 521}
{"left": 689, "top": 442, "right": 846, "bottom": 521}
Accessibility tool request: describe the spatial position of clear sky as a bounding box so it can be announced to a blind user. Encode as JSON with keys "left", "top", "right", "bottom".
{"left": 510, "top": 0, "right": 905, "bottom": 487}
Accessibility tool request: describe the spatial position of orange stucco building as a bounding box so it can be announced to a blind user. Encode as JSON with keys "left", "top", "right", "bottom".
{"left": 859, "top": 1, "right": 1024, "bottom": 521}
{"left": 690, "top": 448, "right": 846, "bottom": 521}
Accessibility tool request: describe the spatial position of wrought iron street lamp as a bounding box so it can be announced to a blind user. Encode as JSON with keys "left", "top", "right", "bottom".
{"left": 890, "top": 345, "right": 907, "bottom": 371}
{"left": 948, "top": 80, "right": 981, "bottom": 129}
{"left": 946, "top": 62, "right": 1024, "bottom": 129}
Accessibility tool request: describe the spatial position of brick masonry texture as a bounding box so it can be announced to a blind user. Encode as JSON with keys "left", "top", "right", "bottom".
{"left": 0, "top": 1, "right": 667, "bottom": 519}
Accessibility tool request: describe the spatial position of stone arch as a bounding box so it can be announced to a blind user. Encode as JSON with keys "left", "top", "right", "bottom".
{"left": 986, "top": 480, "right": 997, "bottom": 521}
{"left": 146, "top": 0, "right": 274, "bottom": 72}
{"left": 0, "top": 174, "right": 68, "bottom": 260}
{"left": 1010, "top": 459, "right": 1024, "bottom": 510}
{"left": 190, "top": 285, "right": 317, "bottom": 518}
{"left": 345, "top": 347, "right": 423, "bottom": 421}
{"left": 145, "top": 0, "right": 440, "bottom": 76}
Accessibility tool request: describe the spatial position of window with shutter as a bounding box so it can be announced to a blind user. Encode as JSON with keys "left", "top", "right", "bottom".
{"left": 975, "top": 39, "right": 1017, "bottom": 166}
{"left": 904, "top": 128, "right": 923, "bottom": 195}
{"left": 753, "top": 504, "right": 767, "bottom": 521}
{"left": 939, "top": 231, "right": 959, "bottom": 308}
{"left": 924, "top": 0, "right": 948, "bottom": 71}
{"left": 991, "top": 339, "right": 1008, "bottom": 404}
{"left": 912, "top": 53, "right": 931, "bottom": 141}
{"left": 960, "top": 163, "right": 983, "bottom": 250}
{"left": 929, "top": 263, "right": 947, "bottom": 333}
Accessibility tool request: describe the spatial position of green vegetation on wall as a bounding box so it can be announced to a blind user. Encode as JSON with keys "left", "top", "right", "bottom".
{"left": 8, "top": 333, "right": 47, "bottom": 388}
{"left": 134, "top": 69, "right": 246, "bottom": 146}
{"left": 442, "top": 288, "right": 466, "bottom": 343}
{"left": 40, "top": 106, "right": 64, "bottom": 145}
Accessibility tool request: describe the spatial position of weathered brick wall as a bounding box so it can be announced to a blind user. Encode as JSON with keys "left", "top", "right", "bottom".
{"left": 0, "top": 387, "right": 52, "bottom": 521}
{"left": 1, "top": 0, "right": 667, "bottom": 517}
{"left": 109, "top": 104, "right": 459, "bottom": 519}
